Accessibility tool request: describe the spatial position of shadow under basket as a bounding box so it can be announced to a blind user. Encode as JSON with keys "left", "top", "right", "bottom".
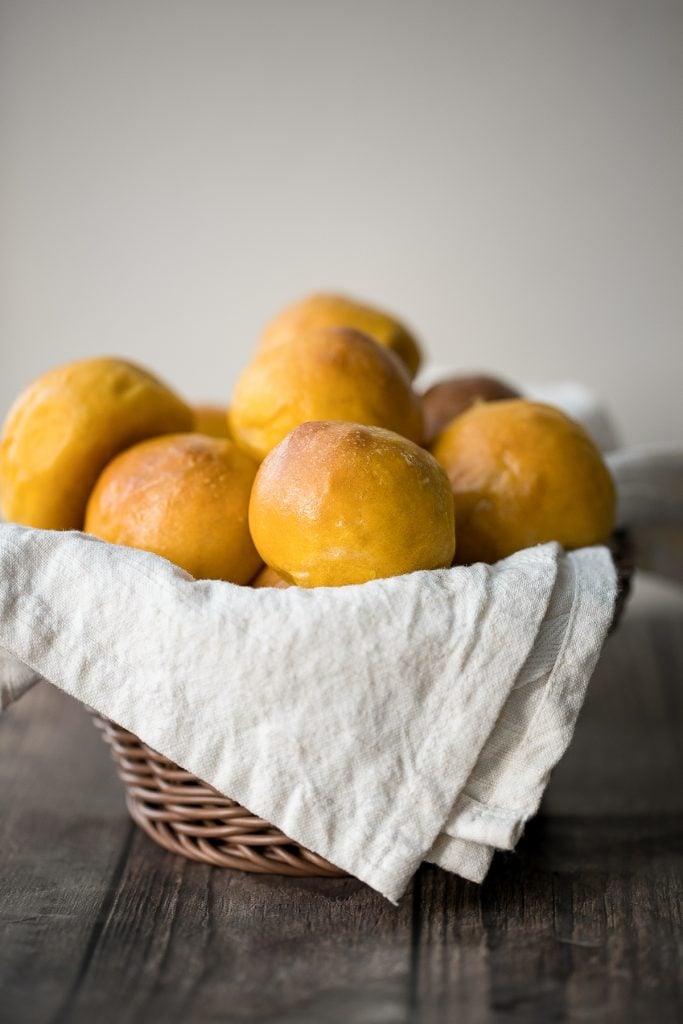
{"left": 93, "top": 532, "right": 634, "bottom": 877}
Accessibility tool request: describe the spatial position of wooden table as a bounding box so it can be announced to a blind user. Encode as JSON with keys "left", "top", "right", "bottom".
{"left": 1, "top": 573, "right": 682, "bottom": 1023}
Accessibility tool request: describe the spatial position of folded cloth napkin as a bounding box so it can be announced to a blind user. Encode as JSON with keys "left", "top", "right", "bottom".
{"left": 0, "top": 522, "right": 616, "bottom": 902}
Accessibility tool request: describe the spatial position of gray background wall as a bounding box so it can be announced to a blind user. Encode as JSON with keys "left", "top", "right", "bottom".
{"left": 1, "top": 0, "right": 681, "bottom": 445}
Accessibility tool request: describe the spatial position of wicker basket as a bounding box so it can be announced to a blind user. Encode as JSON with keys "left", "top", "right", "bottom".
{"left": 94, "top": 533, "right": 633, "bottom": 876}
{"left": 93, "top": 715, "right": 345, "bottom": 876}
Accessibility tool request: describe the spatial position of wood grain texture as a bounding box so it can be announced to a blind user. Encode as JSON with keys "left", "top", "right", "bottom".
{"left": 545, "top": 573, "right": 683, "bottom": 816}
{"left": 0, "top": 685, "right": 133, "bottom": 1022}
{"left": 1, "top": 574, "right": 682, "bottom": 1023}
{"left": 52, "top": 837, "right": 415, "bottom": 1024}
{"left": 414, "top": 817, "right": 683, "bottom": 1023}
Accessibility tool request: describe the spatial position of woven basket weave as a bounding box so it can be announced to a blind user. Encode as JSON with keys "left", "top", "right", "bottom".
{"left": 94, "top": 534, "right": 633, "bottom": 876}
{"left": 93, "top": 715, "right": 345, "bottom": 876}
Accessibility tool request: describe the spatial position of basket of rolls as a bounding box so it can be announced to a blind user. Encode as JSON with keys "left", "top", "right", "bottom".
{"left": 0, "top": 292, "right": 631, "bottom": 875}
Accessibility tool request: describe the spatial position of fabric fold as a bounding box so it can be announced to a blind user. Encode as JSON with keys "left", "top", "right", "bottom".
{"left": 0, "top": 523, "right": 616, "bottom": 901}
{"left": 426, "top": 547, "right": 616, "bottom": 881}
{"left": 0, "top": 646, "right": 39, "bottom": 711}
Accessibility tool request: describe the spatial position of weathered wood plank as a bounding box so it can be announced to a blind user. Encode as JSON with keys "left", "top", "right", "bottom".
{"left": 53, "top": 840, "right": 415, "bottom": 1024}
{"left": 414, "top": 817, "right": 683, "bottom": 1023}
{"left": 545, "top": 572, "right": 683, "bottom": 815}
{"left": 0, "top": 683, "right": 133, "bottom": 1024}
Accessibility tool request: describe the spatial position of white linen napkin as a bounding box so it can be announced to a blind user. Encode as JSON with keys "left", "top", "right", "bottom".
{"left": 0, "top": 522, "right": 616, "bottom": 902}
